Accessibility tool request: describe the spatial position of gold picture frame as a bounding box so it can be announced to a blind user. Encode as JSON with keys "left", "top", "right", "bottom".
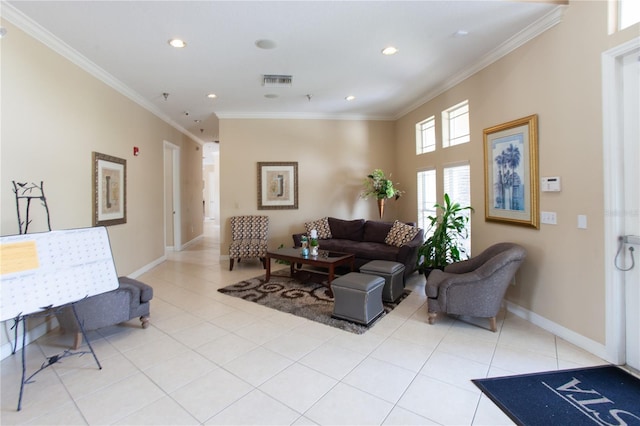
{"left": 92, "top": 152, "right": 126, "bottom": 226}
{"left": 257, "top": 162, "right": 298, "bottom": 210}
{"left": 483, "top": 115, "right": 539, "bottom": 229}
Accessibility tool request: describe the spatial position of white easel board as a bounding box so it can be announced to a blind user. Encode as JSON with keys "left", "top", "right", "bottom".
{"left": 0, "top": 227, "right": 119, "bottom": 321}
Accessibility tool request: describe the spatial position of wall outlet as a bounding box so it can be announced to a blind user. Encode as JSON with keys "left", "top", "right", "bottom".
{"left": 577, "top": 215, "right": 587, "bottom": 229}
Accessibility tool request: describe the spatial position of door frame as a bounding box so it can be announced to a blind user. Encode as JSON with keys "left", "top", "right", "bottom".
{"left": 602, "top": 37, "right": 640, "bottom": 364}
{"left": 164, "top": 141, "right": 181, "bottom": 251}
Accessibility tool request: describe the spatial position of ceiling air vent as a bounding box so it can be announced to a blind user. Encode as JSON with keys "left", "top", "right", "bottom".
{"left": 262, "top": 74, "right": 293, "bottom": 87}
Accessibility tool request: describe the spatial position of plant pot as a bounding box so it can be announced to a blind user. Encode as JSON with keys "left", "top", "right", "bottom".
{"left": 422, "top": 266, "right": 445, "bottom": 279}
{"left": 377, "top": 199, "right": 385, "bottom": 218}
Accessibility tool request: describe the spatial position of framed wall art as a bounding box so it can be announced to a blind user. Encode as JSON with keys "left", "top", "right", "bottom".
{"left": 483, "top": 114, "right": 539, "bottom": 229}
{"left": 92, "top": 152, "right": 126, "bottom": 226}
{"left": 257, "top": 162, "right": 298, "bottom": 210}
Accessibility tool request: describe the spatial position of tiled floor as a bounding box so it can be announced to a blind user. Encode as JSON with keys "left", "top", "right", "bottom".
{"left": 1, "top": 222, "right": 609, "bottom": 425}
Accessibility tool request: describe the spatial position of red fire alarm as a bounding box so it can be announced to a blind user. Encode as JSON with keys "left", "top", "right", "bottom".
{"left": 133, "top": 146, "right": 140, "bottom": 156}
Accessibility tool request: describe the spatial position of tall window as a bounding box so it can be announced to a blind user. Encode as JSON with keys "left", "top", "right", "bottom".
{"left": 443, "top": 163, "right": 471, "bottom": 257}
{"left": 442, "top": 100, "right": 470, "bottom": 148}
{"left": 417, "top": 169, "right": 437, "bottom": 234}
{"left": 620, "top": 0, "right": 640, "bottom": 30}
{"left": 416, "top": 116, "right": 436, "bottom": 154}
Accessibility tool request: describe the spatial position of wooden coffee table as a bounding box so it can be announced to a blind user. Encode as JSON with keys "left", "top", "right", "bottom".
{"left": 265, "top": 248, "right": 355, "bottom": 296}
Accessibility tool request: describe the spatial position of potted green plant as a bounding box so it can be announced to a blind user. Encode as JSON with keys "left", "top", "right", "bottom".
{"left": 416, "top": 193, "right": 474, "bottom": 276}
{"left": 360, "top": 169, "right": 403, "bottom": 218}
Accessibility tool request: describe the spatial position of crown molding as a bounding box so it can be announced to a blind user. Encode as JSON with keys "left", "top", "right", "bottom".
{"left": 2, "top": 2, "right": 565, "bottom": 126}
{"left": 394, "top": 5, "right": 567, "bottom": 120}
{"left": 215, "top": 112, "right": 394, "bottom": 121}
{"left": 1, "top": 3, "right": 206, "bottom": 145}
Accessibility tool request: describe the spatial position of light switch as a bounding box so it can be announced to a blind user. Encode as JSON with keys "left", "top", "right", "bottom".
{"left": 578, "top": 215, "right": 587, "bottom": 229}
{"left": 541, "top": 211, "right": 557, "bottom": 225}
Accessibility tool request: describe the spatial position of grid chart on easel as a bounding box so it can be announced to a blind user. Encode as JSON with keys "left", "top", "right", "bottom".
{"left": 0, "top": 227, "right": 119, "bottom": 322}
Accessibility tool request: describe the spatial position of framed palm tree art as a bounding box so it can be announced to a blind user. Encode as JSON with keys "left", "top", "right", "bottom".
{"left": 483, "top": 114, "right": 539, "bottom": 229}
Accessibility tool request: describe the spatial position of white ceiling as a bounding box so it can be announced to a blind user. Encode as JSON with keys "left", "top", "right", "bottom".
{"left": 3, "top": 1, "right": 563, "bottom": 143}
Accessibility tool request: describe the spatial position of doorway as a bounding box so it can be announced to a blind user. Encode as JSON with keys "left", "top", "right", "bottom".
{"left": 202, "top": 142, "right": 220, "bottom": 224}
{"left": 164, "top": 141, "right": 181, "bottom": 251}
{"left": 603, "top": 37, "right": 640, "bottom": 371}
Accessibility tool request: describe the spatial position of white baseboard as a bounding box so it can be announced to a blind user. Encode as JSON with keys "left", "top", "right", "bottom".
{"left": 179, "top": 234, "right": 203, "bottom": 251}
{"left": 1, "top": 319, "right": 54, "bottom": 361}
{"left": 128, "top": 255, "right": 167, "bottom": 279}
{"left": 505, "top": 301, "right": 611, "bottom": 362}
{"left": 164, "top": 234, "right": 202, "bottom": 254}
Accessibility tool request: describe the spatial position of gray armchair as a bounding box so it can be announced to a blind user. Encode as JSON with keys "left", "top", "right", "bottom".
{"left": 55, "top": 276, "right": 153, "bottom": 349}
{"left": 425, "top": 242, "right": 526, "bottom": 331}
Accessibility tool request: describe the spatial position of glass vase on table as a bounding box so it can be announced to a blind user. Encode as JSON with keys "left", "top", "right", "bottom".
{"left": 309, "top": 229, "right": 319, "bottom": 256}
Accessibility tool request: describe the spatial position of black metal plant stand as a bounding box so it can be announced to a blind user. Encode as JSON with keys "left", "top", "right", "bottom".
{"left": 12, "top": 181, "right": 51, "bottom": 234}
{"left": 8, "top": 183, "right": 105, "bottom": 410}
{"left": 11, "top": 303, "right": 102, "bottom": 411}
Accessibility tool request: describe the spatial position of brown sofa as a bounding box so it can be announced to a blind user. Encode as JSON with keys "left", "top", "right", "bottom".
{"left": 293, "top": 217, "right": 424, "bottom": 279}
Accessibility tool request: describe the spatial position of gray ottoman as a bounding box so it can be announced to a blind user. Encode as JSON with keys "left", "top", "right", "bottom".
{"left": 360, "top": 260, "right": 405, "bottom": 302}
{"left": 331, "top": 272, "right": 385, "bottom": 325}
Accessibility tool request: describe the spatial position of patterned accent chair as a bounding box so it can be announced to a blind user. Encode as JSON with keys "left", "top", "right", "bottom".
{"left": 425, "top": 242, "right": 526, "bottom": 332}
{"left": 229, "top": 215, "right": 269, "bottom": 271}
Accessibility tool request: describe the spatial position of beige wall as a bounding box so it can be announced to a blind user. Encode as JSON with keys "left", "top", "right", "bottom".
{"left": 1, "top": 20, "right": 203, "bottom": 272}
{"left": 164, "top": 147, "right": 174, "bottom": 247}
{"left": 219, "top": 118, "right": 402, "bottom": 251}
{"left": 179, "top": 137, "right": 206, "bottom": 243}
{"left": 0, "top": 19, "right": 204, "bottom": 349}
{"left": 395, "top": 1, "right": 638, "bottom": 344}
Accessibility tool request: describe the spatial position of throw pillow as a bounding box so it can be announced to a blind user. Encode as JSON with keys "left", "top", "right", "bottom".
{"left": 327, "top": 217, "right": 365, "bottom": 241}
{"left": 385, "top": 220, "right": 420, "bottom": 247}
{"left": 305, "top": 217, "right": 332, "bottom": 239}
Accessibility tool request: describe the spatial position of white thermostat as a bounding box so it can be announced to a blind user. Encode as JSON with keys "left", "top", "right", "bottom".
{"left": 541, "top": 176, "right": 561, "bottom": 192}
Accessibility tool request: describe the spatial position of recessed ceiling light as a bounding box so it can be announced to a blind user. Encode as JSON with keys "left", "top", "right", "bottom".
{"left": 454, "top": 30, "right": 469, "bottom": 37}
{"left": 264, "top": 94, "right": 279, "bottom": 99}
{"left": 207, "top": 93, "right": 217, "bottom": 99}
{"left": 381, "top": 46, "right": 398, "bottom": 56}
{"left": 168, "top": 38, "right": 186, "bottom": 48}
{"left": 345, "top": 95, "right": 356, "bottom": 101}
{"left": 255, "top": 39, "right": 277, "bottom": 50}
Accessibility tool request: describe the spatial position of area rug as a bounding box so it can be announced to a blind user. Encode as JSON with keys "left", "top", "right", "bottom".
{"left": 473, "top": 365, "right": 640, "bottom": 426}
{"left": 218, "top": 271, "right": 409, "bottom": 334}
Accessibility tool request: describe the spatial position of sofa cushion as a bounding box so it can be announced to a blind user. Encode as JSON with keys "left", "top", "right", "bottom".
{"left": 385, "top": 220, "right": 421, "bottom": 247}
{"left": 354, "top": 241, "right": 400, "bottom": 262}
{"left": 328, "top": 217, "right": 365, "bottom": 241}
{"left": 318, "top": 239, "right": 399, "bottom": 262}
{"left": 362, "top": 221, "right": 394, "bottom": 243}
{"left": 317, "top": 238, "right": 357, "bottom": 252}
{"left": 305, "top": 217, "right": 332, "bottom": 239}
